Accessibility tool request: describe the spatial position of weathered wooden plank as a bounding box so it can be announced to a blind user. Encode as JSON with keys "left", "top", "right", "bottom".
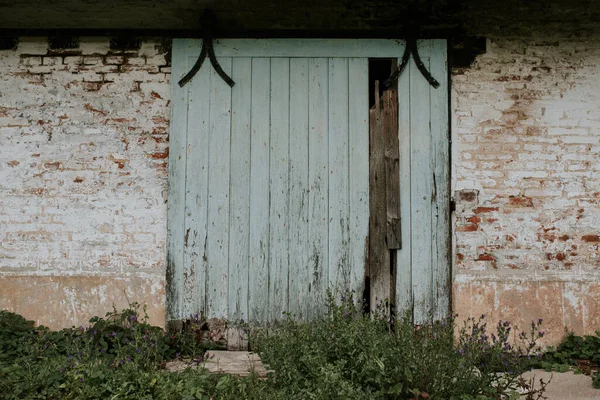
{"left": 171, "top": 39, "right": 449, "bottom": 328}
{"left": 429, "top": 40, "right": 451, "bottom": 320}
{"left": 328, "top": 57, "right": 350, "bottom": 294}
{"left": 228, "top": 57, "right": 252, "bottom": 322}
{"left": 226, "top": 327, "right": 249, "bottom": 351}
{"left": 206, "top": 58, "right": 233, "bottom": 319}
{"left": 182, "top": 39, "right": 406, "bottom": 58}
{"left": 182, "top": 59, "right": 211, "bottom": 319}
{"left": 411, "top": 44, "right": 435, "bottom": 324}
{"left": 348, "top": 58, "right": 370, "bottom": 301}
{"left": 383, "top": 83, "right": 401, "bottom": 250}
{"left": 395, "top": 63, "right": 413, "bottom": 318}
{"left": 248, "top": 58, "right": 271, "bottom": 323}
{"left": 307, "top": 58, "right": 329, "bottom": 318}
{"left": 384, "top": 82, "right": 400, "bottom": 312}
{"left": 166, "top": 41, "right": 189, "bottom": 321}
{"left": 369, "top": 81, "right": 391, "bottom": 311}
{"left": 268, "top": 58, "right": 290, "bottom": 322}
{"left": 288, "top": 58, "right": 310, "bottom": 320}
{"left": 166, "top": 351, "right": 270, "bottom": 378}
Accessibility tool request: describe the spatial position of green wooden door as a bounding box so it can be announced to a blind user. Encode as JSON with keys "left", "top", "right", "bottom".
{"left": 167, "top": 39, "right": 449, "bottom": 324}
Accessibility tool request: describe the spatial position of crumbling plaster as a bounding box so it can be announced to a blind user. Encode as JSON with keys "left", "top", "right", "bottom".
{"left": 1, "top": 31, "right": 600, "bottom": 343}
{"left": 0, "top": 38, "right": 171, "bottom": 328}
{"left": 452, "top": 36, "right": 600, "bottom": 344}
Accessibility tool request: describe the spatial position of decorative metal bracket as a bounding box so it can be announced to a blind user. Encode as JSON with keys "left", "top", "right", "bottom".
{"left": 178, "top": 10, "right": 235, "bottom": 88}
{"left": 383, "top": 38, "right": 439, "bottom": 89}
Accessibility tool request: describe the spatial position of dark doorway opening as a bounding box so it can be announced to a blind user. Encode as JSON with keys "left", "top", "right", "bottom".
{"left": 369, "top": 58, "right": 394, "bottom": 108}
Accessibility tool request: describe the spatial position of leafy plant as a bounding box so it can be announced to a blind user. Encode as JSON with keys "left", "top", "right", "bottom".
{"left": 541, "top": 330, "right": 600, "bottom": 367}
{"left": 1, "top": 296, "right": 548, "bottom": 399}
{"left": 253, "top": 292, "right": 548, "bottom": 400}
{"left": 0, "top": 312, "right": 34, "bottom": 359}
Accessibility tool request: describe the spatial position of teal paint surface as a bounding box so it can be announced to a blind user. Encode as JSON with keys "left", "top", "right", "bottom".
{"left": 168, "top": 39, "right": 449, "bottom": 323}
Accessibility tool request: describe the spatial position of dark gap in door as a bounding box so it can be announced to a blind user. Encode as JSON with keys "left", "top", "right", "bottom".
{"left": 369, "top": 58, "right": 394, "bottom": 108}
{"left": 366, "top": 58, "right": 399, "bottom": 322}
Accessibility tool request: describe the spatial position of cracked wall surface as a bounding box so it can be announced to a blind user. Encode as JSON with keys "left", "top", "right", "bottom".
{"left": 0, "top": 38, "right": 171, "bottom": 328}
{"left": 452, "top": 36, "right": 600, "bottom": 344}
{"left": 1, "top": 34, "right": 600, "bottom": 343}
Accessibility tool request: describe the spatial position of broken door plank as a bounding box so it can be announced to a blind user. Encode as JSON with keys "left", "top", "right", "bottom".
{"left": 369, "top": 81, "right": 391, "bottom": 311}
{"left": 383, "top": 85, "right": 401, "bottom": 250}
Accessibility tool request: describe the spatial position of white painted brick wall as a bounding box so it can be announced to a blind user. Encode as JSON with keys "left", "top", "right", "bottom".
{"left": 3, "top": 35, "right": 600, "bottom": 334}
{"left": 0, "top": 38, "right": 170, "bottom": 325}
{"left": 452, "top": 37, "right": 600, "bottom": 274}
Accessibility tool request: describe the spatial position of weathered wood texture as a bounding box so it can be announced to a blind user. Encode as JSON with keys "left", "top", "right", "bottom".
{"left": 368, "top": 81, "right": 390, "bottom": 310}
{"left": 168, "top": 39, "right": 449, "bottom": 326}
{"left": 166, "top": 351, "right": 270, "bottom": 378}
{"left": 368, "top": 80, "right": 399, "bottom": 311}
{"left": 396, "top": 40, "right": 450, "bottom": 323}
{"left": 168, "top": 39, "right": 378, "bottom": 324}
{"left": 383, "top": 82, "right": 401, "bottom": 250}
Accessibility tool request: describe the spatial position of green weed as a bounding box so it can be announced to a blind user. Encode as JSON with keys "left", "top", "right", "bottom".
{"left": 1, "top": 295, "right": 548, "bottom": 399}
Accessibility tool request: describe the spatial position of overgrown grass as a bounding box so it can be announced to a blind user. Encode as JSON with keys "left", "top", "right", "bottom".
{"left": 254, "top": 294, "right": 547, "bottom": 399}
{"left": 0, "top": 295, "right": 548, "bottom": 399}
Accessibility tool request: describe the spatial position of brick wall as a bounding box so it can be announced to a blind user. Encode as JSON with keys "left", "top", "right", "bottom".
{"left": 452, "top": 36, "right": 600, "bottom": 344}
{"left": 2, "top": 35, "right": 599, "bottom": 341}
{"left": 0, "top": 38, "right": 171, "bottom": 328}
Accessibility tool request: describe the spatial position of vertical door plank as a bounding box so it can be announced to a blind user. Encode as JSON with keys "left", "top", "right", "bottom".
{"left": 288, "top": 58, "right": 310, "bottom": 320}
{"left": 328, "top": 57, "right": 350, "bottom": 294}
{"left": 183, "top": 61, "right": 211, "bottom": 319}
{"left": 383, "top": 80, "right": 400, "bottom": 314}
{"left": 368, "top": 83, "right": 390, "bottom": 310}
{"left": 166, "top": 39, "right": 190, "bottom": 321}
{"left": 206, "top": 58, "right": 233, "bottom": 319}
{"left": 384, "top": 85, "right": 401, "bottom": 250}
{"left": 307, "top": 58, "right": 329, "bottom": 318}
{"left": 228, "top": 58, "right": 252, "bottom": 322}
{"left": 395, "top": 62, "right": 413, "bottom": 317}
{"left": 429, "top": 40, "right": 450, "bottom": 320}
{"left": 348, "top": 58, "right": 370, "bottom": 301}
{"left": 410, "top": 43, "right": 434, "bottom": 324}
{"left": 248, "top": 58, "right": 271, "bottom": 323}
{"left": 269, "top": 58, "right": 291, "bottom": 321}
{"left": 170, "top": 39, "right": 449, "bottom": 326}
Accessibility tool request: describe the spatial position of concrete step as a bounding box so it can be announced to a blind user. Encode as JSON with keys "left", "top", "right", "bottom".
{"left": 165, "top": 350, "right": 271, "bottom": 378}
{"left": 522, "top": 370, "right": 600, "bottom": 400}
